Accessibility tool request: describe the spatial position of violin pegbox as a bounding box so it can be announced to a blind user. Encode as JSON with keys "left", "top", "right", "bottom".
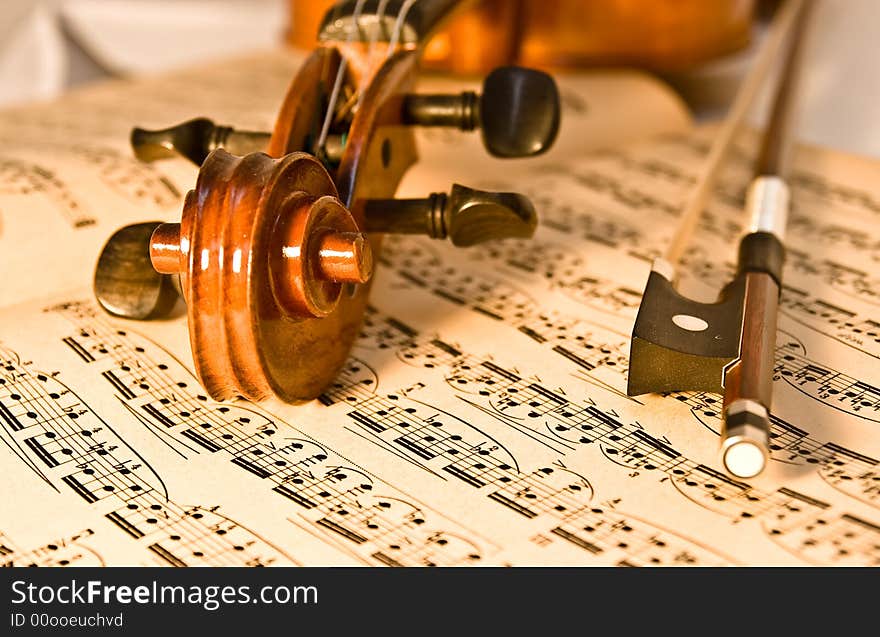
{"left": 94, "top": 1, "right": 563, "bottom": 404}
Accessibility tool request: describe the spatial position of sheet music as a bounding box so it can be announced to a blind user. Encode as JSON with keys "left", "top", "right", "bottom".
{"left": 2, "top": 50, "right": 878, "bottom": 566}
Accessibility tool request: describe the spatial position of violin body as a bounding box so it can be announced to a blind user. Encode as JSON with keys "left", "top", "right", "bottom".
{"left": 289, "top": 0, "right": 756, "bottom": 74}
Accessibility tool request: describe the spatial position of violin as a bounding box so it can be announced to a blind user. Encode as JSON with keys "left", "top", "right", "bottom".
{"left": 93, "top": 0, "right": 561, "bottom": 404}
{"left": 290, "top": 0, "right": 756, "bottom": 74}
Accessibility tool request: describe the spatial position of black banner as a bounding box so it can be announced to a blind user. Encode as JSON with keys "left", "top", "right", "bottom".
{"left": 0, "top": 567, "right": 870, "bottom": 633}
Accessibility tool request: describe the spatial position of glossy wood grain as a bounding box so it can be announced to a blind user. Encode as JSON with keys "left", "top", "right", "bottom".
{"left": 288, "top": 0, "right": 755, "bottom": 73}
{"left": 160, "top": 37, "right": 419, "bottom": 402}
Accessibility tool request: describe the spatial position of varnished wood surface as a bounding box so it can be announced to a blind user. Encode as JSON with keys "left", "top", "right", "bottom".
{"left": 162, "top": 32, "right": 420, "bottom": 402}
{"left": 722, "top": 272, "right": 779, "bottom": 411}
{"left": 289, "top": 0, "right": 755, "bottom": 73}
{"left": 177, "top": 150, "right": 375, "bottom": 402}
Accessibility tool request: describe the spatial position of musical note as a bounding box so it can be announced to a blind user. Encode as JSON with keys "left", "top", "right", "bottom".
{"left": 49, "top": 301, "right": 496, "bottom": 566}
{"left": 0, "top": 529, "right": 105, "bottom": 567}
{"left": 57, "top": 295, "right": 866, "bottom": 565}
{"left": 0, "top": 50, "right": 878, "bottom": 566}
{"left": 339, "top": 306, "right": 880, "bottom": 563}
{"left": 0, "top": 343, "right": 295, "bottom": 566}
{"left": 0, "top": 158, "right": 93, "bottom": 228}
{"left": 774, "top": 336, "right": 880, "bottom": 421}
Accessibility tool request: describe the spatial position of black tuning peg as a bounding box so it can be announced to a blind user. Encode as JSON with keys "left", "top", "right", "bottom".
{"left": 402, "top": 66, "right": 560, "bottom": 158}
{"left": 364, "top": 184, "right": 537, "bottom": 246}
{"left": 94, "top": 222, "right": 181, "bottom": 320}
{"left": 131, "top": 118, "right": 271, "bottom": 165}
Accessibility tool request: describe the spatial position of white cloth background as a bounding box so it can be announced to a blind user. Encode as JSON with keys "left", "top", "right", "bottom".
{"left": 0, "top": 0, "right": 878, "bottom": 158}
{"left": 0, "top": 0, "right": 285, "bottom": 104}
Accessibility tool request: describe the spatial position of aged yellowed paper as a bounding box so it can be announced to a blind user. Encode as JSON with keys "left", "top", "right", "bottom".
{"left": 2, "top": 50, "right": 877, "bottom": 566}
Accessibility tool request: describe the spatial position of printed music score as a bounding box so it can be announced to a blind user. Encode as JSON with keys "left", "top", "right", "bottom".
{"left": 0, "top": 50, "right": 878, "bottom": 566}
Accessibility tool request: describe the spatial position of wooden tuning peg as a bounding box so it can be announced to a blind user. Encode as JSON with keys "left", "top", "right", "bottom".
{"left": 130, "top": 117, "right": 351, "bottom": 166}
{"left": 402, "top": 66, "right": 561, "bottom": 157}
{"left": 94, "top": 222, "right": 181, "bottom": 320}
{"left": 365, "top": 184, "right": 537, "bottom": 246}
{"left": 131, "top": 118, "right": 271, "bottom": 165}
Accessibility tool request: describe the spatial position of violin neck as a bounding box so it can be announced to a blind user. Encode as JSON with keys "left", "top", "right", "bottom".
{"left": 319, "top": 0, "right": 462, "bottom": 45}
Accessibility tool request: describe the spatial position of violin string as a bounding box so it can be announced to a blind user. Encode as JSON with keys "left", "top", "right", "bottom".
{"left": 319, "top": 3, "right": 347, "bottom": 117}
{"left": 317, "top": 0, "right": 369, "bottom": 152}
{"left": 388, "top": 0, "right": 419, "bottom": 56}
{"left": 355, "top": 0, "right": 392, "bottom": 111}
{"left": 370, "top": 0, "right": 392, "bottom": 53}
